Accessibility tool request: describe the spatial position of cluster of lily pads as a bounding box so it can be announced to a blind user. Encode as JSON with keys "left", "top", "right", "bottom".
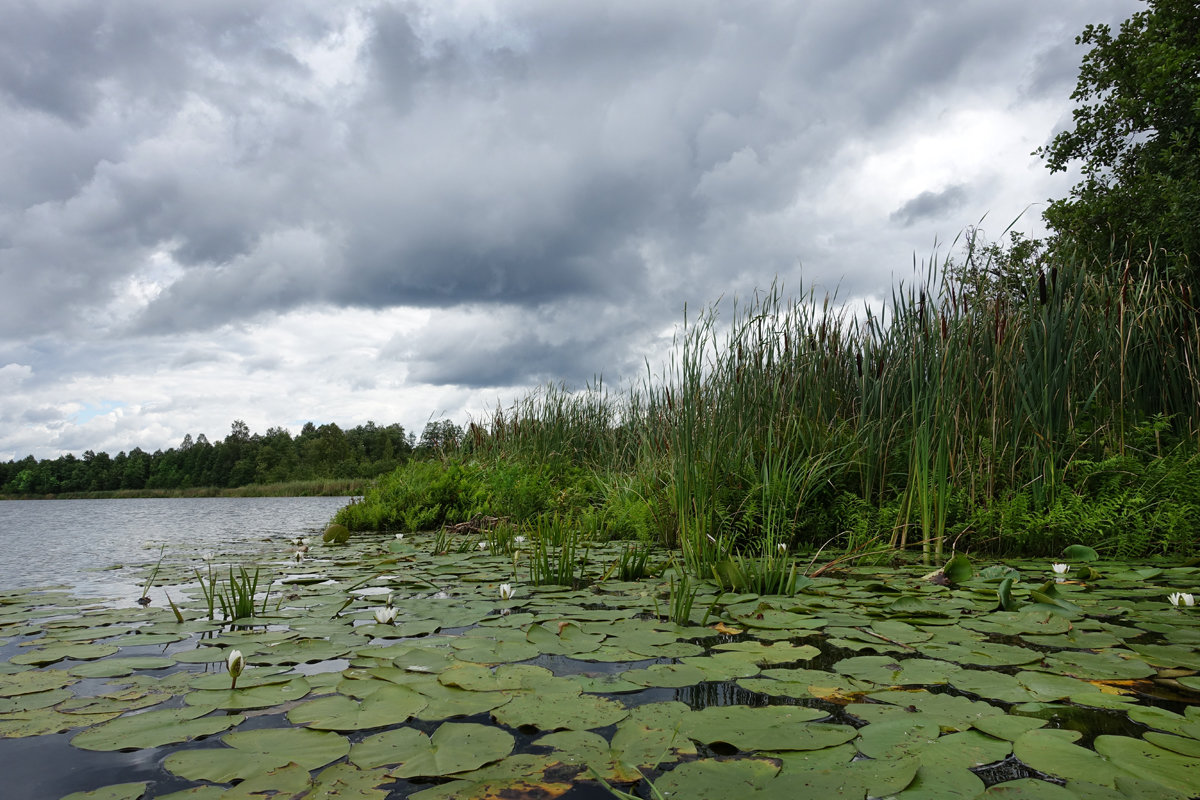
{"left": 1, "top": 532, "right": 1198, "bottom": 800}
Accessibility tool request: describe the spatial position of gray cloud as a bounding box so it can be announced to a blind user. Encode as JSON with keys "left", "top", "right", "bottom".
{"left": 0, "top": 0, "right": 1146, "bottom": 459}
{"left": 890, "top": 185, "right": 969, "bottom": 228}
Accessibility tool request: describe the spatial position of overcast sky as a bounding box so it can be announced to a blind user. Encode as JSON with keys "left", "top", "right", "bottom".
{"left": 0, "top": 0, "right": 1143, "bottom": 461}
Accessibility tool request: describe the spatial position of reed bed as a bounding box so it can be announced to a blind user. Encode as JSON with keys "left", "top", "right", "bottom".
{"left": 358, "top": 249, "right": 1200, "bottom": 567}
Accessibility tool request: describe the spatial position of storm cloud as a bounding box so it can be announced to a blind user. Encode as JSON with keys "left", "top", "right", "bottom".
{"left": 0, "top": 0, "right": 1142, "bottom": 459}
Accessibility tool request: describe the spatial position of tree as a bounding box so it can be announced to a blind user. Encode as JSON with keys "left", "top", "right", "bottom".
{"left": 1039, "top": 0, "right": 1200, "bottom": 278}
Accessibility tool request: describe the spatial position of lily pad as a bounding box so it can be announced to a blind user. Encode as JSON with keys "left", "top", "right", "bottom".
{"left": 679, "top": 705, "right": 856, "bottom": 751}
{"left": 71, "top": 705, "right": 244, "bottom": 751}
{"left": 351, "top": 722, "right": 514, "bottom": 776}
{"left": 164, "top": 727, "right": 351, "bottom": 782}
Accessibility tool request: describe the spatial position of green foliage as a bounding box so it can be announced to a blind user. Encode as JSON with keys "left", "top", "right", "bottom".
{"left": 1039, "top": 0, "right": 1200, "bottom": 277}
{"left": 342, "top": 255, "right": 1200, "bottom": 561}
{"left": 1, "top": 419, "right": 413, "bottom": 495}
{"left": 322, "top": 524, "right": 350, "bottom": 545}
{"left": 525, "top": 514, "right": 590, "bottom": 588}
{"left": 194, "top": 565, "right": 268, "bottom": 621}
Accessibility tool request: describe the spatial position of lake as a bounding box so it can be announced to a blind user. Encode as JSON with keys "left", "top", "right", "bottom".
{"left": 0, "top": 496, "right": 351, "bottom": 601}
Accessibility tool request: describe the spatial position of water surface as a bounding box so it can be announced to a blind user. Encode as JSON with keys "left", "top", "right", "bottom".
{"left": 0, "top": 496, "right": 350, "bottom": 600}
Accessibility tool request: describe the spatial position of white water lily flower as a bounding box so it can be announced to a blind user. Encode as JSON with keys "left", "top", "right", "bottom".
{"left": 499, "top": 583, "right": 515, "bottom": 601}
{"left": 374, "top": 606, "right": 398, "bottom": 625}
{"left": 202, "top": 551, "right": 215, "bottom": 562}
{"left": 514, "top": 536, "right": 526, "bottom": 545}
{"left": 777, "top": 543, "right": 788, "bottom": 554}
{"left": 478, "top": 541, "right": 489, "bottom": 550}
{"left": 227, "top": 650, "right": 245, "bottom": 689}
{"left": 395, "top": 533, "right": 405, "bottom": 540}
{"left": 1051, "top": 563, "right": 1070, "bottom": 575}
{"left": 1168, "top": 592, "right": 1195, "bottom": 607}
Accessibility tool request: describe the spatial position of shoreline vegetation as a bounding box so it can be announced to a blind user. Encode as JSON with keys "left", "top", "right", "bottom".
{"left": 0, "top": 478, "right": 368, "bottom": 501}
{"left": 337, "top": 245, "right": 1200, "bottom": 566}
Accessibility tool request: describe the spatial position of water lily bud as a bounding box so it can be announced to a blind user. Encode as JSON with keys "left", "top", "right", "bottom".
{"left": 499, "top": 583, "right": 515, "bottom": 601}
{"left": 777, "top": 543, "right": 788, "bottom": 554}
{"left": 227, "top": 650, "right": 245, "bottom": 689}
{"left": 478, "top": 541, "right": 489, "bottom": 550}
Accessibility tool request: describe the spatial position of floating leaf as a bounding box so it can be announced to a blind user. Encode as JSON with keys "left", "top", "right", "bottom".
{"left": 287, "top": 683, "right": 427, "bottom": 730}
{"left": 71, "top": 705, "right": 244, "bottom": 751}
{"left": 679, "top": 705, "right": 855, "bottom": 751}
{"left": 59, "top": 782, "right": 149, "bottom": 800}
{"left": 351, "top": 722, "right": 514, "bottom": 776}
{"left": 1062, "top": 545, "right": 1099, "bottom": 563}
{"left": 164, "top": 727, "right": 350, "bottom": 783}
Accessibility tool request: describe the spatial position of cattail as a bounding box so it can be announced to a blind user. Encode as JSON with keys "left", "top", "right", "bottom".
{"left": 856, "top": 351, "right": 863, "bottom": 378}
{"left": 940, "top": 315, "right": 948, "bottom": 341}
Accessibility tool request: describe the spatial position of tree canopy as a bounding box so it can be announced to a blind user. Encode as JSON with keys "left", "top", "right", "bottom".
{"left": 1039, "top": 0, "right": 1200, "bottom": 278}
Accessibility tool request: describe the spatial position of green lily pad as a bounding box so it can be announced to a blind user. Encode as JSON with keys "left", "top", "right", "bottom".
{"left": 71, "top": 705, "right": 244, "bottom": 751}
{"left": 679, "top": 705, "right": 856, "bottom": 751}
{"left": 351, "top": 722, "right": 514, "bottom": 776}
{"left": 652, "top": 758, "right": 786, "bottom": 799}
{"left": 1012, "top": 729, "right": 1127, "bottom": 787}
{"left": 0, "top": 669, "right": 76, "bottom": 696}
{"left": 185, "top": 676, "right": 312, "bottom": 710}
{"left": 67, "top": 657, "right": 176, "bottom": 678}
{"left": 163, "top": 727, "right": 351, "bottom": 782}
{"left": 1093, "top": 735, "right": 1200, "bottom": 796}
{"left": 287, "top": 683, "right": 428, "bottom": 730}
{"left": 59, "top": 782, "right": 149, "bottom": 800}
{"left": 492, "top": 690, "right": 628, "bottom": 731}
{"left": 10, "top": 642, "right": 120, "bottom": 666}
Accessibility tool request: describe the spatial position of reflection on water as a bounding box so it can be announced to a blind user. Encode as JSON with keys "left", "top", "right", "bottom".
{"left": 0, "top": 496, "right": 350, "bottom": 600}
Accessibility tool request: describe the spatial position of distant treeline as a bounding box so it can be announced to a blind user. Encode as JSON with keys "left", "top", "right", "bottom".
{"left": 0, "top": 418, "right": 464, "bottom": 497}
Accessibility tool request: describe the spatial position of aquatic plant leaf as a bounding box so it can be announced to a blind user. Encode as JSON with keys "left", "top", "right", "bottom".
{"left": 1093, "top": 735, "right": 1200, "bottom": 796}
{"left": 997, "top": 576, "right": 1020, "bottom": 611}
{"left": 679, "top": 706, "right": 854, "bottom": 751}
{"left": 185, "top": 676, "right": 311, "bottom": 710}
{"left": 622, "top": 662, "right": 708, "bottom": 688}
{"left": 1012, "top": 729, "right": 1127, "bottom": 787}
{"left": 351, "top": 722, "right": 514, "bottom": 776}
{"left": 895, "top": 762, "right": 985, "bottom": 799}
{"left": 10, "top": 642, "right": 119, "bottom": 666}
{"left": 970, "top": 715, "right": 1047, "bottom": 741}
{"left": 524, "top": 621, "right": 605, "bottom": 655}
{"left": 976, "top": 778, "right": 1078, "bottom": 797}
{"left": 59, "top": 781, "right": 149, "bottom": 800}
{"left": 855, "top": 716, "right": 942, "bottom": 759}
{"left": 835, "top": 656, "right": 961, "bottom": 685}
{"left": 438, "top": 663, "right": 560, "bottom": 692}
{"left": 713, "top": 640, "right": 820, "bottom": 663}
{"left": 1062, "top": 545, "right": 1099, "bottom": 563}
{"left": 405, "top": 753, "right": 578, "bottom": 800}
{"left": 492, "top": 691, "right": 628, "bottom": 731}
{"left": 917, "top": 730, "right": 1011, "bottom": 770}
{"left": 781, "top": 755, "right": 920, "bottom": 797}
{"left": 287, "top": 683, "right": 427, "bottom": 730}
{"left": 164, "top": 727, "right": 350, "bottom": 782}
{"left": 916, "top": 640, "right": 1042, "bottom": 667}
{"left": 943, "top": 554, "right": 973, "bottom": 584}
{"left": 70, "top": 705, "right": 244, "bottom": 751}
{"left": 0, "top": 668, "right": 76, "bottom": 696}
{"left": 1038, "top": 650, "right": 1156, "bottom": 680}
{"left": 307, "top": 763, "right": 392, "bottom": 800}
{"left": 1127, "top": 643, "right": 1200, "bottom": 669}
{"left": 0, "top": 705, "right": 124, "bottom": 737}
{"left": 414, "top": 680, "right": 511, "bottom": 720}
{"left": 0, "top": 687, "right": 72, "bottom": 712}
{"left": 857, "top": 691, "right": 1004, "bottom": 731}
{"left": 68, "top": 656, "right": 175, "bottom": 678}
{"left": 189, "top": 665, "right": 292, "bottom": 690}
{"left": 652, "top": 758, "right": 786, "bottom": 799}
{"left": 1143, "top": 732, "right": 1200, "bottom": 758}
